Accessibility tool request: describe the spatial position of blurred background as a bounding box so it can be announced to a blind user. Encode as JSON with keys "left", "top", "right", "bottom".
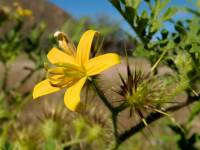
{"left": 0, "top": 0, "right": 200, "bottom": 150}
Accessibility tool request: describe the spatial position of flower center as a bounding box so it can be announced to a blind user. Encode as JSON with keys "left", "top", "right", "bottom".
{"left": 46, "top": 64, "right": 86, "bottom": 87}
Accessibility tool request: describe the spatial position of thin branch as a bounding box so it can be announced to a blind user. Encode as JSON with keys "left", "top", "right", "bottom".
{"left": 12, "top": 65, "right": 42, "bottom": 91}
{"left": 90, "top": 78, "right": 114, "bottom": 112}
{"left": 2, "top": 63, "right": 9, "bottom": 90}
{"left": 111, "top": 113, "right": 119, "bottom": 147}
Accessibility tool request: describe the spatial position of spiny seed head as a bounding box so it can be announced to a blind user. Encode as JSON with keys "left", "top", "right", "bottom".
{"left": 117, "top": 63, "right": 149, "bottom": 105}
{"left": 115, "top": 60, "right": 173, "bottom": 119}
{"left": 12, "top": 126, "right": 38, "bottom": 150}
{"left": 36, "top": 101, "right": 70, "bottom": 139}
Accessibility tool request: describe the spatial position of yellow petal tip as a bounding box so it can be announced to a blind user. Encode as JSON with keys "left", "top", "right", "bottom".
{"left": 32, "top": 79, "right": 61, "bottom": 100}
{"left": 64, "top": 100, "right": 83, "bottom": 112}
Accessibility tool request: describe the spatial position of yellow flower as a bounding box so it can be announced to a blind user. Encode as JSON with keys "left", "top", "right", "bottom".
{"left": 14, "top": 2, "right": 32, "bottom": 17}
{"left": 33, "top": 30, "right": 120, "bottom": 111}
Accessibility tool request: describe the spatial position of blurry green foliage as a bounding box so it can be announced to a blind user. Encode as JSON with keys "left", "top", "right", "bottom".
{"left": 0, "top": 0, "right": 200, "bottom": 150}
{"left": 60, "top": 17, "right": 122, "bottom": 43}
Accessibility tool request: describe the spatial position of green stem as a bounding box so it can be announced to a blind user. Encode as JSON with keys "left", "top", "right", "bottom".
{"left": 2, "top": 63, "right": 9, "bottom": 90}
{"left": 151, "top": 48, "right": 168, "bottom": 72}
{"left": 90, "top": 78, "right": 120, "bottom": 149}
{"left": 90, "top": 78, "right": 114, "bottom": 112}
{"left": 112, "top": 114, "right": 118, "bottom": 139}
{"left": 110, "top": 113, "right": 120, "bottom": 150}
{"left": 12, "top": 65, "right": 41, "bottom": 91}
{"left": 114, "top": 102, "right": 129, "bottom": 114}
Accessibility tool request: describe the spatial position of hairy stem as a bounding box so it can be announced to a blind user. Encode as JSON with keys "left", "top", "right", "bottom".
{"left": 90, "top": 78, "right": 114, "bottom": 111}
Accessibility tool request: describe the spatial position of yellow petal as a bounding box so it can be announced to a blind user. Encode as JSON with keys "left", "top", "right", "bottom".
{"left": 49, "top": 77, "right": 77, "bottom": 88}
{"left": 76, "top": 30, "right": 98, "bottom": 65}
{"left": 47, "top": 47, "right": 77, "bottom": 65}
{"left": 33, "top": 79, "right": 61, "bottom": 99}
{"left": 48, "top": 67, "right": 65, "bottom": 75}
{"left": 64, "top": 77, "right": 87, "bottom": 111}
{"left": 86, "top": 53, "right": 120, "bottom": 76}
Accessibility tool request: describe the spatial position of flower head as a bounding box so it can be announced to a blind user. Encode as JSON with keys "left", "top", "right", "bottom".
{"left": 33, "top": 30, "right": 120, "bottom": 111}
{"left": 115, "top": 60, "right": 173, "bottom": 125}
{"left": 14, "top": 2, "right": 32, "bottom": 17}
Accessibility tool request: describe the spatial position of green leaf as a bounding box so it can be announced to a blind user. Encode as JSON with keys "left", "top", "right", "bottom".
{"left": 187, "top": 101, "right": 200, "bottom": 123}
{"left": 119, "top": 0, "right": 126, "bottom": 4}
{"left": 175, "top": 24, "right": 187, "bottom": 42}
{"left": 159, "top": 0, "right": 171, "bottom": 11}
{"left": 0, "top": 110, "right": 11, "bottom": 120}
{"left": 126, "top": 0, "right": 141, "bottom": 9}
{"left": 151, "top": 20, "right": 162, "bottom": 33}
{"left": 186, "top": 8, "right": 200, "bottom": 17}
{"left": 110, "top": 0, "right": 122, "bottom": 12}
{"left": 124, "top": 6, "right": 136, "bottom": 25}
{"left": 162, "top": 8, "right": 177, "bottom": 21}
{"left": 161, "top": 29, "right": 169, "bottom": 39}
{"left": 134, "top": 0, "right": 141, "bottom": 8}
{"left": 152, "top": 0, "right": 170, "bottom": 19}
{"left": 136, "top": 17, "right": 148, "bottom": 36}
{"left": 188, "top": 18, "right": 200, "bottom": 36}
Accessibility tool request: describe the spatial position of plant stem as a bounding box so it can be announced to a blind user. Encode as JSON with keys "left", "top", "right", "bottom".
{"left": 151, "top": 48, "right": 168, "bottom": 72}
{"left": 110, "top": 113, "right": 120, "bottom": 150}
{"left": 90, "top": 78, "right": 119, "bottom": 149}
{"left": 114, "top": 102, "right": 129, "bottom": 114}
{"left": 2, "top": 63, "right": 9, "bottom": 90}
{"left": 12, "top": 65, "right": 41, "bottom": 91}
{"left": 90, "top": 79, "right": 114, "bottom": 112}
